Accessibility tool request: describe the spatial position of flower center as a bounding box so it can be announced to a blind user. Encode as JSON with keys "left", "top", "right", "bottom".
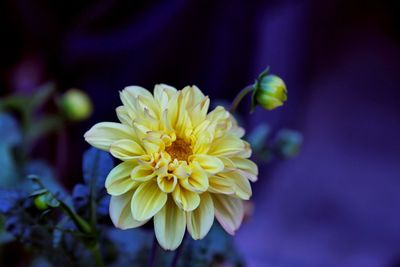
{"left": 165, "top": 138, "right": 192, "bottom": 161}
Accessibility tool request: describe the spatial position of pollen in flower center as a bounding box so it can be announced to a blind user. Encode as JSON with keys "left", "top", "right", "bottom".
{"left": 165, "top": 138, "right": 192, "bottom": 161}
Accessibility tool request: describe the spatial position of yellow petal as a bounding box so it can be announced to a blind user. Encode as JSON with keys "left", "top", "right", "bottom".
{"left": 84, "top": 122, "right": 136, "bottom": 150}
{"left": 157, "top": 174, "right": 177, "bottom": 193}
{"left": 191, "top": 131, "right": 212, "bottom": 155}
{"left": 186, "top": 193, "right": 214, "bottom": 240}
{"left": 154, "top": 84, "right": 177, "bottom": 111}
{"left": 119, "top": 86, "right": 150, "bottom": 114}
{"left": 228, "top": 114, "right": 245, "bottom": 138}
{"left": 130, "top": 164, "right": 156, "bottom": 182}
{"left": 123, "top": 85, "right": 153, "bottom": 99}
{"left": 175, "top": 107, "right": 192, "bottom": 138}
{"left": 236, "top": 141, "right": 252, "bottom": 158}
{"left": 142, "top": 136, "right": 165, "bottom": 154}
{"left": 206, "top": 106, "right": 231, "bottom": 138}
{"left": 154, "top": 197, "right": 186, "bottom": 250}
{"left": 172, "top": 185, "right": 200, "bottom": 212}
{"left": 230, "top": 157, "right": 258, "bottom": 182}
{"left": 131, "top": 181, "right": 167, "bottom": 221}
{"left": 208, "top": 174, "right": 235, "bottom": 195}
{"left": 172, "top": 162, "right": 191, "bottom": 179}
{"left": 212, "top": 194, "right": 244, "bottom": 235}
{"left": 167, "top": 92, "right": 179, "bottom": 128}
{"left": 208, "top": 134, "right": 245, "bottom": 157}
{"left": 106, "top": 162, "right": 138, "bottom": 196}
{"left": 181, "top": 86, "right": 205, "bottom": 108}
{"left": 120, "top": 86, "right": 159, "bottom": 119}
{"left": 109, "top": 192, "right": 148, "bottom": 229}
{"left": 160, "top": 109, "right": 174, "bottom": 135}
{"left": 136, "top": 108, "right": 160, "bottom": 130}
{"left": 180, "top": 163, "right": 208, "bottom": 192}
{"left": 219, "top": 171, "right": 252, "bottom": 200}
{"left": 110, "top": 139, "right": 145, "bottom": 161}
{"left": 116, "top": 106, "right": 134, "bottom": 126}
{"left": 190, "top": 154, "right": 224, "bottom": 174}
{"left": 188, "top": 97, "right": 209, "bottom": 127}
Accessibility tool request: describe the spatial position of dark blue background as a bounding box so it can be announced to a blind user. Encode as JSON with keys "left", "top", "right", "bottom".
{"left": 1, "top": 1, "right": 400, "bottom": 266}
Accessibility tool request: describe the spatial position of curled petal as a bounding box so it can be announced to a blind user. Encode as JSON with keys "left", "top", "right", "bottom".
{"left": 219, "top": 171, "right": 252, "bottom": 200}
{"left": 172, "top": 185, "right": 200, "bottom": 212}
{"left": 110, "top": 192, "right": 148, "bottom": 229}
{"left": 157, "top": 174, "right": 177, "bottom": 193}
{"left": 212, "top": 194, "right": 244, "bottom": 235}
{"left": 154, "top": 84, "right": 177, "bottom": 111}
{"left": 173, "top": 162, "right": 191, "bottom": 179}
{"left": 84, "top": 122, "right": 136, "bottom": 150}
{"left": 116, "top": 106, "right": 134, "bottom": 126}
{"left": 180, "top": 163, "right": 208, "bottom": 192}
{"left": 130, "top": 164, "right": 156, "bottom": 182}
{"left": 123, "top": 85, "right": 153, "bottom": 99}
{"left": 142, "top": 136, "right": 165, "bottom": 154}
{"left": 208, "top": 134, "right": 246, "bottom": 157}
{"left": 187, "top": 193, "right": 214, "bottom": 240}
{"left": 106, "top": 161, "right": 138, "bottom": 196}
{"left": 190, "top": 154, "right": 224, "bottom": 174}
{"left": 236, "top": 141, "right": 252, "bottom": 158}
{"left": 208, "top": 174, "right": 235, "bottom": 195}
{"left": 230, "top": 157, "right": 258, "bottom": 182}
{"left": 131, "top": 181, "right": 167, "bottom": 221}
{"left": 110, "top": 139, "right": 145, "bottom": 161}
{"left": 154, "top": 197, "right": 186, "bottom": 250}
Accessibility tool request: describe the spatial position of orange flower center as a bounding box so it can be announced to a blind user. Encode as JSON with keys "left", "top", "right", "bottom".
{"left": 165, "top": 138, "right": 192, "bottom": 161}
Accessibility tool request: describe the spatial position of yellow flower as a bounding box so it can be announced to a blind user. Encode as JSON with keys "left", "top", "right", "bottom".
{"left": 84, "top": 85, "right": 258, "bottom": 250}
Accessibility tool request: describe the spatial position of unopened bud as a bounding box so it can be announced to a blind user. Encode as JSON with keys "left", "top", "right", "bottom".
{"left": 33, "top": 194, "right": 49, "bottom": 210}
{"left": 252, "top": 70, "right": 287, "bottom": 110}
{"left": 61, "top": 89, "right": 93, "bottom": 121}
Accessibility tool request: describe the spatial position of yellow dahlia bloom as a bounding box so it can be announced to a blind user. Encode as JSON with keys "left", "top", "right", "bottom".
{"left": 84, "top": 85, "right": 258, "bottom": 250}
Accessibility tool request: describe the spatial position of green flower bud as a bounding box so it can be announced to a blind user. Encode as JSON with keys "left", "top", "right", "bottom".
{"left": 252, "top": 70, "right": 287, "bottom": 110}
{"left": 33, "top": 194, "right": 49, "bottom": 210}
{"left": 61, "top": 89, "right": 93, "bottom": 121}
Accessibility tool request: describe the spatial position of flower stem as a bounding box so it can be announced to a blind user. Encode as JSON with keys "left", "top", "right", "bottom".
{"left": 89, "top": 244, "right": 105, "bottom": 267}
{"left": 229, "top": 85, "right": 254, "bottom": 113}
{"left": 147, "top": 234, "right": 158, "bottom": 267}
{"left": 170, "top": 233, "right": 186, "bottom": 267}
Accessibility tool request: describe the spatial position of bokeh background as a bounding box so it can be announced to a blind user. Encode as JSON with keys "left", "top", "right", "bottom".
{"left": 1, "top": 1, "right": 400, "bottom": 266}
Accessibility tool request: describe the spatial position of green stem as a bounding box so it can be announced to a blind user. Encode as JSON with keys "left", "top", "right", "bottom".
{"left": 59, "top": 202, "right": 92, "bottom": 234}
{"left": 229, "top": 85, "right": 255, "bottom": 113}
{"left": 89, "top": 244, "right": 105, "bottom": 267}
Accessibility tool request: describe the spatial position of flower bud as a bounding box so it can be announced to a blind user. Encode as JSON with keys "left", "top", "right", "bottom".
{"left": 33, "top": 194, "right": 49, "bottom": 210}
{"left": 252, "top": 71, "right": 287, "bottom": 110}
{"left": 60, "top": 89, "right": 93, "bottom": 121}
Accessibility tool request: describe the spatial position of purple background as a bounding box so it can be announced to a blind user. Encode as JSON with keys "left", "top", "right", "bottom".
{"left": 1, "top": 1, "right": 400, "bottom": 266}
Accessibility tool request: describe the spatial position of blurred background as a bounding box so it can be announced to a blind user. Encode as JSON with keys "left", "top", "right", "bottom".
{"left": 1, "top": 0, "right": 400, "bottom": 266}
